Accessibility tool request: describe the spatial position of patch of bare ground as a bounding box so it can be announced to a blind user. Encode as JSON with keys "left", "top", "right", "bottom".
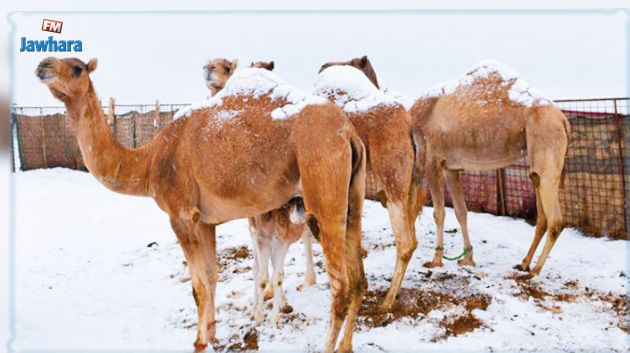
{"left": 218, "top": 246, "right": 252, "bottom": 281}
{"left": 358, "top": 272, "right": 491, "bottom": 339}
{"left": 507, "top": 274, "right": 629, "bottom": 332}
{"left": 212, "top": 326, "right": 259, "bottom": 352}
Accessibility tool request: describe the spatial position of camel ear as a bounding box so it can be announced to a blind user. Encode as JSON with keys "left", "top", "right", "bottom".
{"left": 268, "top": 61, "right": 274, "bottom": 71}
{"left": 360, "top": 55, "right": 368, "bottom": 67}
{"left": 231, "top": 58, "right": 238, "bottom": 71}
{"left": 87, "top": 58, "right": 98, "bottom": 73}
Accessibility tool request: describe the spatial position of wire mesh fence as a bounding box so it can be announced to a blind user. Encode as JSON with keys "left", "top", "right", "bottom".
{"left": 10, "top": 98, "right": 630, "bottom": 239}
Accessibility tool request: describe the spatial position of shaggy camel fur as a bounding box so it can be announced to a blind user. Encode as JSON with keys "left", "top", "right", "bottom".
{"left": 203, "top": 58, "right": 238, "bottom": 96}
{"left": 205, "top": 61, "right": 317, "bottom": 327}
{"left": 409, "top": 61, "right": 570, "bottom": 277}
{"left": 316, "top": 61, "right": 426, "bottom": 311}
{"left": 37, "top": 57, "right": 367, "bottom": 353}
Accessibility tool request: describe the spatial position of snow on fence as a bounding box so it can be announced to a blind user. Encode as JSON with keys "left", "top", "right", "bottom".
{"left": 10, "top": 98, "right": 630, "bottom": 240}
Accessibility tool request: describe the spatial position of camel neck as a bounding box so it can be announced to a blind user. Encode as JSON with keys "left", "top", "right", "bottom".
{"left": 66, "top": 83, "right": 152, "bottom": 197}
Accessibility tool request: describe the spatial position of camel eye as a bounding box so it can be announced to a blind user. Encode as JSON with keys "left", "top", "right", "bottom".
{"left": 225, "top": 66, "right": 231, "bottom": 74}
{"left": 73, "top": 65, "right": 83, "bottom": 77}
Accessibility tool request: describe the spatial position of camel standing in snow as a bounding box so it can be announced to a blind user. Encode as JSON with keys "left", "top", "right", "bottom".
{"left": 204, "top": 60, "right": 317, "bottom": 327}
{"left": 409, "top": 61, "right": 570, "bottom": 277}
{"left": 335, "top": 57, "right": 570, "bottom": 277}
{"left": 203, "top": 58, "right": 238, "bottom": 96}
{"left": 315, "top": 61, "right": 426, "bottom": 311}
{"left": 37, "top": 57, "right": 367, "bottom": 353}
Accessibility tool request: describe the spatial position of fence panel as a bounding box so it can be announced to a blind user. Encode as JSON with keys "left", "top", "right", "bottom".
{"left": 10, "top": 99, "right": 630, "bottom": 239}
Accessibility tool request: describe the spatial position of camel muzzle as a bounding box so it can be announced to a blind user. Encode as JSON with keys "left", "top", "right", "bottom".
{"left": 36, "top": 61, "right": 55, "bottom": 82}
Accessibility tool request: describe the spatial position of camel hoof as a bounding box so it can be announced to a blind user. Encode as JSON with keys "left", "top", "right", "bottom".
{"left": 423, "top": 260, "right": 443, "bottom": 268}
{"left": 193, "top": 341, "right": 208, "bottom": 353}
{"left": 280, "top": 304, "right": 293, "bottom": 314}
{"left": 516, "top": 272, "right": 535, "bottom": 281}
{"left": 297, "top": 279, "right": 316, "bottom": 291}
{"left": 273, "top": 315, "right": 282, "bottom": 328}
{"left": 338, "top": 339, "right": 353, "bottom": 353}
{"left": 253, "top": 312, "right": 264, "bottom": 325}
{"left": 513, "top": 264, "right": 530, "bottom": 272}
{"left": 457, "top": 258, "right": 476, "bottom": 267}
{"left": 263, "top": 288, "right": 274, "bottom": 301}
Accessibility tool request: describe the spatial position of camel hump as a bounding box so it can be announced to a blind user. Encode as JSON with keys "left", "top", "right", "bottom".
{"left": 418, "top": 59, "right": 553, "bottom": 109}
{"left": 314, "top": 65, "right": 405, "bottom": 114}
{"left": 175, "top": 68, "right": 327, "bottom": 121}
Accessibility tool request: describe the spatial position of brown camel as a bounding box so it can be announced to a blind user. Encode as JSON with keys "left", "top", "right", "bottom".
{"left": 37, "top": 57, "right": 367, "bottom": 353}
{"left": 203, "top": 57, "right": 238, "bottom": 96}
{"left": 205, "top": 60, "right": 317, "bottom": 325}
{"left": 315, "top": 62, "right": 426, "bottom": 311}
{"left": 251, "top": 60, "right": 275, "bottom": 70}
{"left": 409, "top": 60, "right": 570, "bottom": 277}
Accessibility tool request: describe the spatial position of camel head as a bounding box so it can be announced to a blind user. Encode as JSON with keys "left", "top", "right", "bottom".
{"left": 204, "top": 58, "right": 238, "bottom": 95}
{"left": 36, "top": 57, "right": 98, "bottom": 104}
{"left": 319, "top": 55, "right": 379, "bottom": 89}
{"left": 250, "top": 61, "right": 275, "bottom": 71}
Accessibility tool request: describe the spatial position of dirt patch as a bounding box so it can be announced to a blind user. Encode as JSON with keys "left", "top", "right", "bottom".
{"left": 218, "top": 246, "right": 252, "bottom": 280}
{"left": 358, "top": 286, "right": 491, "bottom": 338}
{"left": 440, "top": 312, "right": 483, "bottom": 337}
{"left": 508, "top": 274, "right": 629, "bottom": 332}
{"left": 212, "top": 326, "right": 259, "bottom": 352}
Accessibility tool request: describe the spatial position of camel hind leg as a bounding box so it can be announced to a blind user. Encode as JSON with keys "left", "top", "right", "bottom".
{"left": 424, "top": 159, "right": 446, "bottom": 268}
{"left": 515, "top": 186, "right": 547, "bottom": 272}
{"left": 522, "top": 109, "right": 568, "bottom": 277}
{"left": 444, "top": 169, "right": 475, "bottom": 266}
{"left": 380, "top": 197, "right": 416, "bottom": 311}
{"left": 338, "top": 141, "right": 367, "bottom": 352}
{"left": 527, "top": 172, "right": 564, "bottom": 277}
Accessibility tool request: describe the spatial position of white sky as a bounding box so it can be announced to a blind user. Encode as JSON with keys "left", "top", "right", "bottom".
{"left": 9, "top": 9, "right": 628, "bottom": 106}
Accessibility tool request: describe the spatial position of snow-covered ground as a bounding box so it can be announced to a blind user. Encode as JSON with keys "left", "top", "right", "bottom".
{"left": 12, "top": 168, "right": 629, "bottom": 352}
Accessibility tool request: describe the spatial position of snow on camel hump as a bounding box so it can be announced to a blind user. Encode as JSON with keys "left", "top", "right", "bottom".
{"left": 421, "top": 59, "right": 553, "bottom": 107}
{"left": 313, "top": 65, "right": 407, "bottom": 114}
{"left": 174, "top": 67, "right": 327, "bottom": 120}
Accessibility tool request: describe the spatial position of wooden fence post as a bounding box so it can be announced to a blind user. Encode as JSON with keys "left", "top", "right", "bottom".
{"left": 613, "top": 99, "right": 629, "bottom": 239}
{"left": 40, "top": 108, "right": 48, "bottom": 169}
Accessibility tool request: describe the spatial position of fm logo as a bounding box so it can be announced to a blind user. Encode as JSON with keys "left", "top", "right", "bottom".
{"left": 41, "top": 19, "right": 63, "bottom": 34}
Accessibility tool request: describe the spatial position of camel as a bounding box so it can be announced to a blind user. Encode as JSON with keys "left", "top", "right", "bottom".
{"left": 203, "top": 58, "right": 238, "bottom": 96}
{"left": 248, "top": 197, "right": 313, "bottom": 327}
{"left": 315, "top": 62, "right": 426, "bottom": 311}
{"left": 205, "top": 60, "right": 317, "bottom": 327}
{"left": 37, "top": 57, "right": 367, "bottom": 353}
{"left": 251, "top": 60, "right": 275, "bottom": 71}
{"left": 409, "top": 60, "right": 570, "bottom": 277}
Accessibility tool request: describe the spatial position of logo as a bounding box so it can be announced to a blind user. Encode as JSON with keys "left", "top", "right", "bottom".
{"left": 20, "top": 19, "right": 82, "bottom": 52}
{"left": 41, "top": 19, "right": 63, "bottom": 33}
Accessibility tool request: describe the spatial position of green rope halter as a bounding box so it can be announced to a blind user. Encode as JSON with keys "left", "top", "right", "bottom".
{"left": 435, "top": 245, "right": 473, "bottom": 261}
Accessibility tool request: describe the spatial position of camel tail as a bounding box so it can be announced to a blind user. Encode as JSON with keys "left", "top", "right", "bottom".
{"left": 349, "top": 133, "right": 366, "bottom": 190}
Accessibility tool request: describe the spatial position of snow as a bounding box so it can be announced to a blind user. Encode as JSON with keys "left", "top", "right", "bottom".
{"left": 421, "top": 60, "right": 553, "bottom": 107}
{"left": 313, "top": 65, "right": 406, "bottom": 114}
{"left": 13, "top": 168, "right": 629, "bottom": 352}
{"left": 174, "top": 68, "right": 326, "bottom": 121}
